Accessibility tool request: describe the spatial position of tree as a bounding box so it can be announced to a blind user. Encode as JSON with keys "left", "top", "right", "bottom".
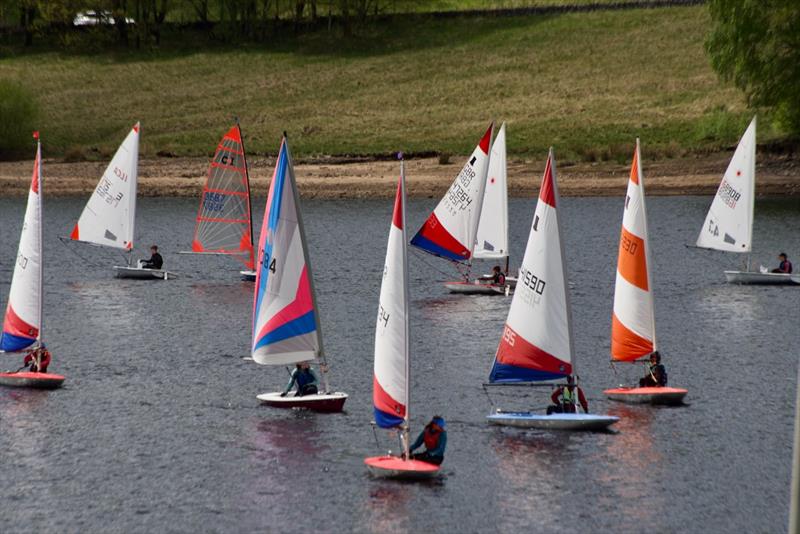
{"left": 706, "top": 0, "right": 800, "bottom": 134}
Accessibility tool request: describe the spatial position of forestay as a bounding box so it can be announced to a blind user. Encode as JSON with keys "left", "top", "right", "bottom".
{"left": 1, "top": 138, "right": 43, "bottom": 353}
{"left": 70, "top": 123, "right": 139, "bottom": 250}
{"left": 611, "top": 140, "right": 657, "bottom": 362}
{"left": 190, "top": 124, "right": 255, "bottom": 269}
{"left": 373, "top": 168, "right": 409, "bottom": 428}
{"left": 251, "top": 137, "right": 322, "bottom": 366}
{"left": 411, "top": 124, "right": 493, "bottom": 263}
{"left": 695, "top": 117, "right": 756, "bottom": 253}
{"left": 489, "top": 150, "right": 573, "bottom": 383}
{"left": 474, "top": 122, "right": 508, "bottom": 260}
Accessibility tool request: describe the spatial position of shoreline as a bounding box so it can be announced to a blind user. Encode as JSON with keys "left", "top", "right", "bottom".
{"left": 0, "top": 152, "right": 798, "bottom": 198}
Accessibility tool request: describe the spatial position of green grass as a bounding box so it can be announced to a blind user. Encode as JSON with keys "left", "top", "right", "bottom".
{"left": 0, "top": 5, "right": 773, "bottom": 161}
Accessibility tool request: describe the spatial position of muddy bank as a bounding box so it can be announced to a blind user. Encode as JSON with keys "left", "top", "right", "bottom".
{"left": 0, "top": 152, "right": 798, "bottom": 198}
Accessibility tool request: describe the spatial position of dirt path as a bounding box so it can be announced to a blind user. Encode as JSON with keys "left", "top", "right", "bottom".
{"left": 0, "top": 152, "right": 797, "bottom": 198}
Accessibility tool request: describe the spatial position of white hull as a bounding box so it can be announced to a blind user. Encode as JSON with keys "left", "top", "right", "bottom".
{"left": 486, "top": 411, "right": 619, "bottom": 431}
{"left": 240, "top": 270, "right": 256, "bottom": 281}
{"left": 113, "top": 266, "right": 175, "bottom": 280}
{"left": 256, "top": 391, "right": 348, "bottom": 412}
{"left": 724, "top": 270, "right": 799, "bottom": 285}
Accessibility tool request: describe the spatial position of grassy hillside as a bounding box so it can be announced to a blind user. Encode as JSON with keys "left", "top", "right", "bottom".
{"left": 0, "top": 5, "right": 762, "bottom": 161}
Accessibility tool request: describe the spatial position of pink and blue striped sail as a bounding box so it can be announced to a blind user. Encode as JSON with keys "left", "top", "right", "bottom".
{"left": 1, "top": 140, "right": 43, "bottom": 353}
{"left": 251, "top": 138, "right": 321, "bottom": 366}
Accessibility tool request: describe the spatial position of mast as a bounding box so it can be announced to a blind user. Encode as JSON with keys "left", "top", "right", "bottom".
{"left": 129, "top": 122, "right": 140, "bottom": 265}
{"left": 550, "top": 148, "right": 575, "bottom": 376}
{"left": 237, "top": 117, "right": 255, "bottom": 259}
{"left": 400, "top": 156, "right": 411, "bottom": 459}
{"left": 637, "top": 139, "right": 658, "bottom": 353}
{"left": 284, "top": 133, "right": 330, "bottom": 393}
{"left": 748, "top": 116, "right": 757, "bottom": 272}
{"left": 35, "top": 133, "right": 43, "bottom": 350}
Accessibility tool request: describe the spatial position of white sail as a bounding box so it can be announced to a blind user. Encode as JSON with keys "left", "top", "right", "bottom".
{"left": 489, "top": 149, "right": 573, "bottom": 382}
{"left": 70, "top": 123, "right": 139, "bottom": 250}
{"left": 474, "top": 122, "right": 508, "bottom": 260}
{"left": 696, "top": 117, "right": 756, "bottom": 253}
{"left": 1, "top": 140, "right": 43, "bottom": 353}
{"left": 373, "top": 165, "right": 409, "bottom": 428}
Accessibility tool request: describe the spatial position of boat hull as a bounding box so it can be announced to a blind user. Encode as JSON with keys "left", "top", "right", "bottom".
{"left": 0, "top": 371, "right": 65, "bottom": 389}
{"left": 240, "top": 270, "right": 256, "bottom": 281}
{"left": 486, "top": 411, "right": 619, "bottom": 431}
{"left": 256, "top": 391, "right": 348, "bottom": 412}
{"left": 604, "top": 386, "right": 688, "bottom": 405}
{"left": 724, "top": 271, "right": 800, "bottom": 285}
{"left": 364, "top": 456, "right": 440, "bottom": 479}
{"left": 444, "top": 281, "right": 506, "bottom": 295}
{"left": 113, "top": 266, "right": 175, "bottom": 280}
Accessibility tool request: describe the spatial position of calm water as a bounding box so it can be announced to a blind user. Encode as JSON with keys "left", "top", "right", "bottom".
{"left": 0, "top": 194, "right": 798, "bottom": 533}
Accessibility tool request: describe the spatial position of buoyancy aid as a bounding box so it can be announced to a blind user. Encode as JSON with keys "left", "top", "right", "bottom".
{"left": 559, "top": 386, "right": 575, "bottom": 405}
{"left": 296, "top": 369, "right": 315, "bottom": 388}
{"left": 423, "top": 423, "right": 443, "bottom": 451}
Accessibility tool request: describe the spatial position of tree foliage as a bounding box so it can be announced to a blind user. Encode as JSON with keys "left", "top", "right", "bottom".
{"left": 0, "top": 80, "right": 38, "bottom": 160}
{"left": 706, "top": 0, "right": 800, "bottom": 134}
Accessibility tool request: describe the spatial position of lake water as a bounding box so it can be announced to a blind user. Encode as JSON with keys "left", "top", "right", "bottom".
{"left": 0, "top": 194, "right": 798, "bottom": 532}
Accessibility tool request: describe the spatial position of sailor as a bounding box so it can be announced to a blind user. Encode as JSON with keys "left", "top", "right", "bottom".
{"left": 409, "top": 416, "right": 447, "bottom": 465}
{"left": 639, "top": 351, "right": 668, "bottom": 387}
{"left": 491, "top": 265, "right": 506, "bottom": 285}
{"left": 22, "top": 347, "right": 51, "bottom": 373}
{"left": 281, "top": 362, "right": 319, "bottom": 397}
{"left": 771, "top": 253, "right": 793, "bottom": 274}
{"left": 547, "top": 375, "right": 588, "bottom": 414}
{"left": 140, "top": 245, "right": 164, "bottom": 270}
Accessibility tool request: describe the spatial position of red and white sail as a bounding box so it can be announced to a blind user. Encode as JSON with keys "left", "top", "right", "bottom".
{"left": 1, "top": 137, "right": 43, "bottom": 353}
{"left": 611, "top": 140, "right": 656, "bottom": 361}
{"left": 71, "top": 123, "right": 139, "bottom": 250}
{"left": 411, "top": 124, "right": 493, "bottom": 263}
{"left": 696, "top": 117, "right": 756, "bottom": 253}
{"left": 489, "top": 150, "right": 573, "bottom": 382}
{"left": 474, "top": 122, "right": 508, "bottom": 260}
{"left": 373, "top": 165, "right": 409, "bottom": 428}
{"left": 190, "top": 123, "right": 254, "bottom": 269}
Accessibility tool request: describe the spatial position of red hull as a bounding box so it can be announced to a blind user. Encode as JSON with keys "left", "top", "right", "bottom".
{"left": 0, "top": 371, "right": 65, "bottom": 389}
{"left": 364, "top": 456, "right": 440, "bottom": 479}
{"left": 604, "top": 386, "right": 687, "bottom": 405}
{"left": 258, "top": 394, "right": 347, "bottom": 413}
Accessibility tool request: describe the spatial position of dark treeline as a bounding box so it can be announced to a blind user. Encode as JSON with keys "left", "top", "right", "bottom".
{"left": 0, "top": 0, "right": 431, "bottom": 48}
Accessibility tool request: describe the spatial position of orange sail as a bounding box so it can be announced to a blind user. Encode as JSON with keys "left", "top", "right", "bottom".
{"left": 611, "top": 140, "right": 656, "bottom": 361}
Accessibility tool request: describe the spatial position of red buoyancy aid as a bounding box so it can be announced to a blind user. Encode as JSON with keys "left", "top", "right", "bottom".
{"left": 423, "top": 423, "right": 443, "bottom": 450}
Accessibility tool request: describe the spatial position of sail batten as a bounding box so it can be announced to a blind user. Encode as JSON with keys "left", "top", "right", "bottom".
{"left": 1, "top": 140, "right": 43, "bottom": 353}
{"left": 190, "top": 124, "right": 255, "bottom": 270}
{"left": 611, "top": 140, "right": 657, "bottom": 361}
{"left": 71, "top": 123, "right": 139, "bottom": 251}
{"left": 489, "top": 150, "right": 573, "bottom": 384}
{"left": 696, "top": 117, "right": 756, "bottom": 253}
{"left": 411, "top": 124, "right": 494, "bottom": 264}
{"left": 373, "top": 165, "right": 409, "bottom": 429}
{"left": 251, "top": 137, "right": 322, "bottom": 366}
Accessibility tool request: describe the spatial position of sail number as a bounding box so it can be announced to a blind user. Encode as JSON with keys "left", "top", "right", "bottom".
{"left": 519, "top": 267, "right": 546, "bottom": 295}
{"left": 620, "top": 233, "right": 638, "bottom": 255}
{"left": 96, "top": 177, "right": 124, "bottom": 207}
{"left": 378, "top": 305, "right": 390, "bottom": 327}
{"left": 218, "top": 153, "right": 236, "bottom": 166}
{"left": 502, "top": 326, "right": 516, "bottom": 346}
{"left": 717, "top": 179, "right": 741, "bottom": 209}
{"left": 203, "top": 192, "right": 227, "bottom": 212}
{"left": 261, "top": 252, "right": 277, "bottom": 273}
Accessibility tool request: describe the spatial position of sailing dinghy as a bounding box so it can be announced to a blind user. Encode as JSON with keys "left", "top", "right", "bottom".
{"left": 603, "top": 140, "right": 688, "bottom": 405}
{"left": 694, "top": 117, "right": 798, "bottom": 285}
{"left": 442, "top": 123, "right": 517, "bottom": 295}
{"left": 69, "top": 123, "right": 175, "bottom": 280}
{"left": 0, "top": 134, "right": 65, "bottom": 389}
{"left": 365, "top": 158, "right": 441, "bottom": 478}
{"left": 484, "top": 149, "right": 618, "bottom": 431}
{"left": 252, "top": 135, "right": 347, "bottom": 413}
{"left": 180, "top": 122, "right": 256, "bottom": 280}
{"left": 411, "top": 123, "right": 511, "bottom": 295}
